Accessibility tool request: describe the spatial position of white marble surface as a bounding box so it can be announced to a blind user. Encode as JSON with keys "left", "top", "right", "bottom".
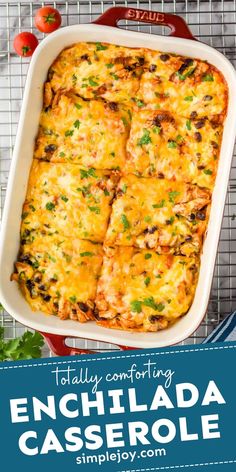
{"left": 0, "top": 1, "right": 236, "bottom": 351}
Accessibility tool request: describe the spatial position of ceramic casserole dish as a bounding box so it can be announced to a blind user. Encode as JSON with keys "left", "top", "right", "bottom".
{"left": 0, "top": 6, "right": 236, "bottom": 355}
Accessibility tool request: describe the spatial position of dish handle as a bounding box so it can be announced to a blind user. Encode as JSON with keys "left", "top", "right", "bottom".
{"left": 40, "top": 332, "right": 137, "bottom": 356}
{"left": 93, "top": 6, "right": 195, "bottom": 40}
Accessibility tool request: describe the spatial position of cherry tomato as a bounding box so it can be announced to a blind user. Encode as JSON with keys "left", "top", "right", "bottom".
{"left": 13, "top": 32, "right": 38, "bottom": 57}
{"left": 34, "top": 7, "right": 62, "bottom": 33}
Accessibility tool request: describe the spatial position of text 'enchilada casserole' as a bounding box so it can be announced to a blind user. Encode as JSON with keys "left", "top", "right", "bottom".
{"left": 12, "top": 42, "right": 228, "bottom": 332}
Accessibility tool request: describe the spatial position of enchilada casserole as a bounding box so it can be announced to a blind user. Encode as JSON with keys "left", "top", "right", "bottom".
{"left": 12, "top": 42, "right": 228, "bottom": 332}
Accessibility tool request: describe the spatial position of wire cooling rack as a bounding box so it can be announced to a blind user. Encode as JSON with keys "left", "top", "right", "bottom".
{"left": 0, "top": 1, "right": 236, "bottom": 355}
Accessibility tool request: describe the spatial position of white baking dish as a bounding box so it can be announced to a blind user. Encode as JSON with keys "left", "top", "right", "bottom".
{"left": 0, "top": 7, "right": 236, "bottom": 352}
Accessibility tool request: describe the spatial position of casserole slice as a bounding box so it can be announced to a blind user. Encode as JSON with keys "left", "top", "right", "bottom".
{"left": 105, "top": 174, "right": 211, "bottom": 255}
{"left": 96, "top": 246, "right": 199, "bottom": 332}
{"left": 21, "top": 160, "right": 117, "bottom": 243}
{"left": 137, "top": 50, "right": 228, "bottom": 119}
{"left": 12, "top": 235, "right": 103, "bottom": 322}
{"left": 47, "top": 42, "right": 145, "bottom": 104}
{"left": 34, "top": 92, "right": 130, "bottom": 170}
{"left": 125, "top": 108, "right": 222, "bottom": 189}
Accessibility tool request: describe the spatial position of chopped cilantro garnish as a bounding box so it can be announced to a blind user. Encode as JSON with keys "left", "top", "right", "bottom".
{"left": 130, "top": 300, "right": 142, "bottom": 313}
{"left": 110, "top": 72, "right": 119, "bottom": 80}
{"left": 121, "top": 214, "right": 130, "bottom": 231}
{"left": 61, "top": 195, "right": 68, "bottom": 202}
{"left": 186, "top": 119, "right": 192, "bottom": 130}
{"left": 144, "top": 216, "right": 152, "bottom": 223}
{"left": 45, "top": 202, "right": 55, "bottom": 211}
{"left": 176, "top": 65, "right": 195, "bottom": 81}
{"left": 143, "top": 297, "right": 165, "bottom": 312}
{"left": 184, "top": 96, "right": 193, "bottom": 101}
{"left": 80, "top": 168, "right": 97, "bottom": 179}
{"left": 73, "top": 120, "right": 81, "bottom": 129}
{"left": 65, "top": 129, "right": 74, "bottom": 137}
{"left": 96, "top": 42, "right": 108, "bottom": 51}
{"left": 143, "top": 296, "right": 157, "bottom": 310}
{"left": 168, "top": 191, "right": 180, "bottom": 203}
{"left": 166, "top": 216, "right": 175, "bottom": 225}
{"left": 202, "top": 74, "right": 214, "bottom": 82}
{"left": 138, "top": 129, "right": 152, "bottom": 146}
{"left": 144, "top": 253, "right": 152, "bottom": 260}
{"left": 80, "top": 184, "right": 92, "bottom": 197}
{"left": 88, "top": 168, "right": 97, "bottom": 178}
{"left": 22, "top": 212, "right": 29, "bottom": 220}
{"left": 121, "top": 116, "right": 128, "bottom": 127}
{"left": 88, "top": 76, "right": 99, "bottom": 86}
{"left": 47, "top": 254, "right": 56, "bottom": 263}
{"left": 63, "top": 253, "right": 72, "bottom": 263}
{"left": 69, "top": 296, "right": 77, "bottom": 303}
{"left": 59, "top": 152, "right": 65, "bottom": 157}
{"left": 88, "top": 206, "right": 100, "bottom": 214}
{"left": 103, "top": 188, "right": 110, "bottom": 196}
{"left": 32, "top": 260, "right": 40, "bottom": 269}
{"left": 106, "top": 63, "right": 114, "bottom": 68}
{"left": 156, "top": 303, "right": 165, "bottom": 312}
{"left": 135, "top": 99, "right": 145, "bottom": 108}
{"left": 72, "top": 74, "right": 77, "bottom": 85}
{"left": 131, "top": 297, "right": 164, "bottom": 313}
{"left": 153, "top": 126, "right": 161, "bottom": 134}
{"left": 144, "top": 276, "right": 151, "bottom": 287}
{"left": 153, "top": 200, "right": 165, "bottom": 208}
{"left": 122, "top": 184, "right": 127, "bottom": 193}
{"left": 80, "top": 252, "right": 94, "bottom": 257}
{"left": 75, "top": 103, "right": 82, "bottom": 110}
{"left": 167, "top": 140, "right": 177, "bottom": 149}
{"left": 203, "top": 169, "right": 213, "bottom": 175}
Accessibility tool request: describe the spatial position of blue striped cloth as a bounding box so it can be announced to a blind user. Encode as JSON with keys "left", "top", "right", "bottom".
{"left": 203, "top": 312, "right": 236, "bottom": 343}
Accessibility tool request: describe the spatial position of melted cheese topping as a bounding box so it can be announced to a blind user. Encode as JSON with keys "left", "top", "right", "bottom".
{"left": 34, "top": 93, "right": 130, "bottom": 170}
{"left": 96, "top": 247, "right": 198, "bottom": 332}
{"left": 48, "top": 42, "right": 144, "bottom": 104}
{"left": 22, "top": 160, "right": 117, "bottom": 242}
{"left": 126, "top": 109, "right": 222, "bottom": 189}
{"left": 137, "top": 51, "right": 228, "bottom": 118}
{"left": 13, "top": 42, "right": 228, "bottom": 332}
{"left": 105, "top": 175, "right": 210, "bottom": 255}
{"left": 14, "top": 236, "right": 103, "bottom": 322}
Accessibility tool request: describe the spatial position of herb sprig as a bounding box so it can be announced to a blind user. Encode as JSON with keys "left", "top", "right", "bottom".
{"left": 0, "top": 327, "right": 44, "bottom": 362}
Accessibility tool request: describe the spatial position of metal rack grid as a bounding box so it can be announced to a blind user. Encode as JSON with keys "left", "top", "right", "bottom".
{"left": 0, "top": 1, "right": 236, "bottom": 355}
